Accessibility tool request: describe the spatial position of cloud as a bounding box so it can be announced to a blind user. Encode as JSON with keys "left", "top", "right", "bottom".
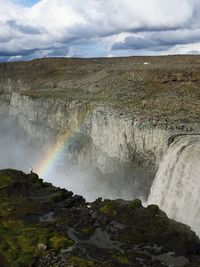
{"left": 187, "top": 50, "right": 200, "bottom": 54}
{"left": 112, "top": 29, "right": 200, "bottom": 52}
{"left": 7, "top": 20, "right": 42, "bottom": 35}
{"left": 0, "top": 0, "right": 200, "bottom": 60}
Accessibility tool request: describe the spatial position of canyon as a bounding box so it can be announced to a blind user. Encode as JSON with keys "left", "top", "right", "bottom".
{"left": 1, "top": 55, "right": 200, "bottom": 266}
{"left": 1, "top": 55, "right": 200, "bottom": 201}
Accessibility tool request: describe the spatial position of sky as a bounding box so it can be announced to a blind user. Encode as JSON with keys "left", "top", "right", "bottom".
{"left": 0, "top": 0, "right": 200, "bottom": 61}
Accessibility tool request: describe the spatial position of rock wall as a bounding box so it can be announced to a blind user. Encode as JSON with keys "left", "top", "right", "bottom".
{"left": 9, "top": 92, "right": 90, "bottom": 141}
{"left": 9, "top": 92, "right": 169, "bottom": 166}
{"left": 0, "top": 77, "right": 30, "bottom": 103}
{"left": 7, "top": 92, "right": 170, "bottom": 199}
{"left": 89, "top": 107, "right": 168, "bottom": 169}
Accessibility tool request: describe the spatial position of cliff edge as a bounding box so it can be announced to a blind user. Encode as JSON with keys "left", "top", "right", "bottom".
{"left": 0, "top": 169, "right": 200, "bottom": 267}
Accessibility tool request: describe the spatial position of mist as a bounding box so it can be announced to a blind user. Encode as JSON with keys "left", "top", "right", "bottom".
{"left": 0, "top": 106, "right": 140, "bottom": 202}
{"left": 42, "top": 162, "right": 141, "bottom": 202}
{"left": 0, "top": 106, "right": 40, "bottom": 172}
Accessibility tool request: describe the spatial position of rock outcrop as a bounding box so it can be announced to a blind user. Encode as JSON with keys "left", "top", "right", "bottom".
{"left": 0, "top": 169, "right": 200, "bottom": 267}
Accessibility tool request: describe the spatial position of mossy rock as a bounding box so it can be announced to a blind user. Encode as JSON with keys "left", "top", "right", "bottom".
{"left": 99, "top": 201, "right": 118, "bottom": 217}
{"left": 111, "top": 252, "right": 130, "bottom": 265}
{"left": 80, "top": 226, "right": 94, "bottom": 235}
{"left": 147, "top": 205, "right": 168, "bottom": 219}
{"left": 2, "top": 220, "right": 24, "bottom": 231}
{"left": 51, "top": 191, "right": 66, "bottom": 203}
{"left": 68, "top": 256, "right": 99, "bottom": 267}
{"left": 0, "top": 195, "right": 38, "bottom": 218}
{"left": 128, "top": 199, "right": 142, "bottom": 210}
{"left": 0, "top": 221, "right": 51, "bottom": 265}
{"left": 0, "top": 174, "right": 13, "bottom": 189}
{"left": 0, "top": 168, "right": 200, "bottom": 266}
{"left": 49, "top": 234, "right": 74, "bottom": 250}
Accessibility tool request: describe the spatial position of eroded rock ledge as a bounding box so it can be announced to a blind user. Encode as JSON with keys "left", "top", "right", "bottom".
{"left": 0, "top": 169, "right": 200, "bottom": 267}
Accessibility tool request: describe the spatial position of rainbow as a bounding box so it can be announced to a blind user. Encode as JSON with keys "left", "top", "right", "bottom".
{"left": 34, "top": 106, "right": 92, "bottom": 178}
{"left": 34, "top": 131, "right": 70, "bottom": 178}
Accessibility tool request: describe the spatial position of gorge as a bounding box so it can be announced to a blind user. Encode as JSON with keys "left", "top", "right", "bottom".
{"left": 1, "top": 56, "right": 200, "bottom": 212}
{"left": 0, "top": 56, "right": 200, "bottom": 265}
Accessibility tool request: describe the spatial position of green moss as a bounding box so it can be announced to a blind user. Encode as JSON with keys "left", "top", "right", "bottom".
{"left": 49, "top": 234, "right": 74, "bottom": 250}
{"left": 147, "top": 204, "right": 160, "bottom": 213}
{"left": 0, "top": 197, "right": 14, "bottom": 216}
{"left": 128, "top": 199, "right": 142, "bottom": 210}
{"left": 80, "top": 226, "right": 94, "bottom": 234}
{"left": 0, "top": 221, "right": 52, "bottom": 265}
{"left": 68, "top": 256, "right": 98, "bottom": 267}
{"left": 0, "top": 175, "right": 13, "bottom": 189}
{"left": 50, "top": 191, "right": 66, "bottom": 203}
{"left": 155, "top": 217, "right": 170, "bottom": 228}
{"left": 0, "top": 195, "right": 37, "bottom": 218}
{"left": 2, "top": 220, "right": 24, "bottom": 231}
{"left": 14, "top": 253, "right": 35, "bottom": 267}
{"left": 0, "top": 169, "right": 76, "bottom": 265}
{"left": 100, "top": 201, "right": 117, "bottom": 217}
{"left": 111, "top": 252, "right": 130, "bottom": 265}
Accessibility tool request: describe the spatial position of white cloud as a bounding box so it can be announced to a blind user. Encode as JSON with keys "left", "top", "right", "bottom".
{"left": 0, "top": 0, "right": 199, "bottom": 60}
{"left": 170, "top": 43, "right": 200, "bottom": 54}
{"left": 25, "top": 0, "right": 86, "bottom": 35}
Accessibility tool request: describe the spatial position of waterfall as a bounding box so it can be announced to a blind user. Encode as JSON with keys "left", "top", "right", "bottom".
{"left": 148, "top": 135, "right": 200, "bottom": 235}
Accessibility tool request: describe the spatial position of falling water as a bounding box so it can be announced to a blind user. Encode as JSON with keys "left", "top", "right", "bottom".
{"left": 148, "top": 135, "right": 200, "bottom": 235}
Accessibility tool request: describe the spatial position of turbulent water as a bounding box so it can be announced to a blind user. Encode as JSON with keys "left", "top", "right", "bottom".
{"left": 148, "top": 135, "right": 200, "bottom": 235}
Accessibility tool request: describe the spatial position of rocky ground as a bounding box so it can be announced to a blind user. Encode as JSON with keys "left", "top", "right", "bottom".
{"left": 0, "top": 169, "right": 200, "bottom": 267}
{"left": 1, "top": 55, "right": 200, "bottom": 123}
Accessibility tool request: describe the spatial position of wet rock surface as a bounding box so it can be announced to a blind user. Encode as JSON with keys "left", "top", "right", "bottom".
{"left": 0, "top": 169, "right": 200, "bottom": 267}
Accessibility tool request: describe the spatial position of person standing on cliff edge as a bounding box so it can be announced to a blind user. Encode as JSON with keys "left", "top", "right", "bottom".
{"left": 29, "top": 167, "right": 33, "bottom": 174}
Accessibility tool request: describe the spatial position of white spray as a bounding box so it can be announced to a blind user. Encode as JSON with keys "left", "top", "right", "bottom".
{"left": 148, "top": 135, "right": 200, "bottom": 235}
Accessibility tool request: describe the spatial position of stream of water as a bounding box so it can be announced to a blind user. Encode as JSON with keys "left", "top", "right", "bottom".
{"left": 148, "top": 135, "right": 200, "bottom": 235}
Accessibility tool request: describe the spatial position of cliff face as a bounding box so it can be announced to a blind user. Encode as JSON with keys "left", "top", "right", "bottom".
{"left": 8, "top": 91, "right": 169, "bottom": 198}
{"left": 9, "top": 92, "right": 168, "bottom": 164}
{"left": 9, "top": 92, "right": 90, "bottom": 141}
{"left": 89, "top": 106, "right": 168, "bottom": 167}
{"left": 1, "top": 56, "right": 199, "bottom": 199}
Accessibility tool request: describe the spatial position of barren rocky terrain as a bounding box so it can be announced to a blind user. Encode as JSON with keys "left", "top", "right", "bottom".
{"left": 1, "top": 55, "right": 200, "bottom": 122}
